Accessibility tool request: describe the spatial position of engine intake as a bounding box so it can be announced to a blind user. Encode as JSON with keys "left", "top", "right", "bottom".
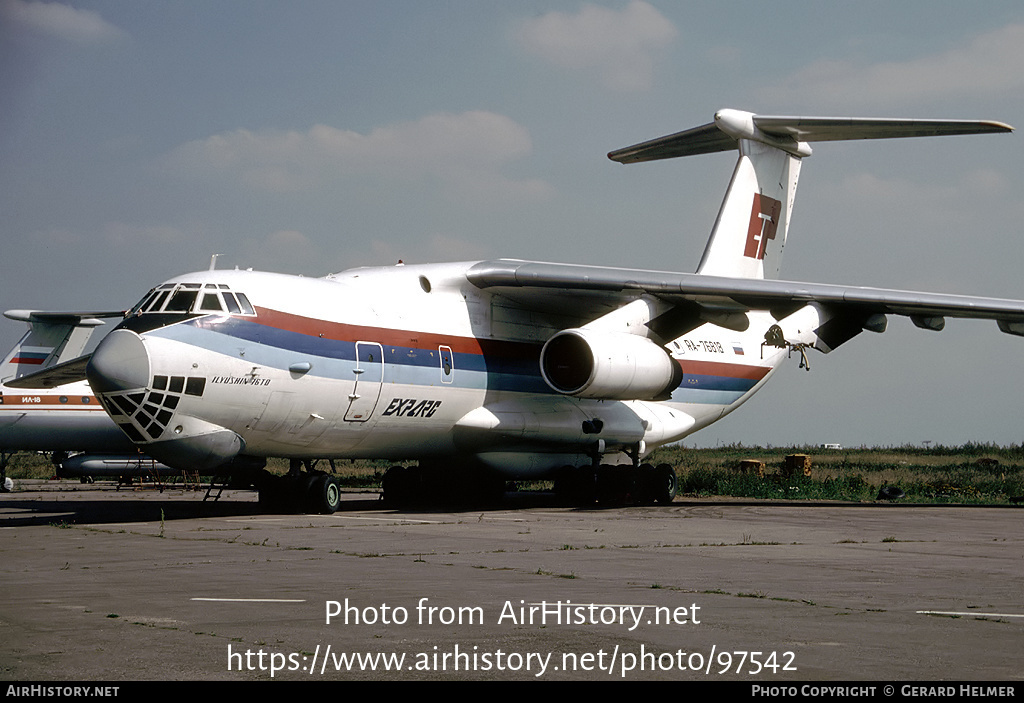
{"left": 540, "top": 329, "right": 682, "bottom": 400}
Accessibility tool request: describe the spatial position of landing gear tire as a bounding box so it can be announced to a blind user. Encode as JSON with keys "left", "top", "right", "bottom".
{"left": 310, "top": 475, "right": 341, "bottom": 514}
{"left": 553, "top": 465, "right": 597, "bottom": 506}
{"left": 596, "top": 464, "right": 634, "bottom": 505}
{"left": 634, "top": 463, "right": 656, "bottom": 504}
{"left": 653, "top": 463, "right": 678, "bottom": 504}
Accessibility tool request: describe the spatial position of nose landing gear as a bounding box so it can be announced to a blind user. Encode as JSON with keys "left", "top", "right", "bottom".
{"left": 255, "top": 459, "right": 342, "bottom": 514}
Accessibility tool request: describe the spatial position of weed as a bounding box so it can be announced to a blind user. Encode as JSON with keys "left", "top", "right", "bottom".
{"left": 6, "top": 444, "right": 1022, "bottom": 505}
{"left": 647, "top": 444, "right": 1024, "bottom": 505}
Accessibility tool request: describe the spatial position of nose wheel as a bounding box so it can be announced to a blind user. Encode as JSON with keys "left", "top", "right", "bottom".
{"left": 308, "top": 474, "right": 342, "bottom": 514}
{"left": 644, "top": 463, "right": 678, "bottom": 504}
{"left": 255, "top": 461, "right": 342, "bottom": 514}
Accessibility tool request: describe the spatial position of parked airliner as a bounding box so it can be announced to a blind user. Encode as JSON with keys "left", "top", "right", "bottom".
{"left": 11, "top": 109, "right": 1020, "bottom": 512}
{"left": 0, "top": 310, "right": 169, "bottom": 488}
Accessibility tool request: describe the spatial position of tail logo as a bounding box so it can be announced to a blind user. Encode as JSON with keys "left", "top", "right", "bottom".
{"left": 744, "top": 193, "right": 782, "bottom": 260}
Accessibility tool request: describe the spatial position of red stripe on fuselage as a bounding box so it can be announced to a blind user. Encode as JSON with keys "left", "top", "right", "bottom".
{"left": 678, "top": 358, "right": 771, "bottom": 380}
{"left": 250, "top": 307, "right": 538, "bottom": 359}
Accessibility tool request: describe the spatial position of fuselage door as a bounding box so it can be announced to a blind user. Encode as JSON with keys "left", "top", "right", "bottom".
{"left": 344, "top": 341, "right": 384, "bottom": 422}
{"left": 439, "top": 345, "right": 454, "bottom": 384}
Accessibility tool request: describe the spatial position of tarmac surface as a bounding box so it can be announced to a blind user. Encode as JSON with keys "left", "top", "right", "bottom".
{"left": 1, "top": 479, "right": 1021, "bottom": 682}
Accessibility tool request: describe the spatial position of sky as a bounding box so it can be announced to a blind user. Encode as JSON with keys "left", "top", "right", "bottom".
{"left": 2, "top": 0, "right": 1024, "bottom": 448}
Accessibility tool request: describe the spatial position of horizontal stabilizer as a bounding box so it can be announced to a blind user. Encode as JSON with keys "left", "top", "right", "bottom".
{"left": 4, "top": 354, "right": 91, "bottom": 389}
{"left": 4, "top": 309, "right": 124, "bottom": 325}
{"left": 2, "top": 309, "right": 122, "bottom": 383}
{"left": 609, "top": 109, "right": 1013, "bottom": 163}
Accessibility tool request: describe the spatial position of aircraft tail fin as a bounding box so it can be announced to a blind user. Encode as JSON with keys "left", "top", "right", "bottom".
{"left": 1, "top": 310, "right": 123, "bottom": 383}
{"left": 609, "top": 110, "right": 1012, "bottom": 280}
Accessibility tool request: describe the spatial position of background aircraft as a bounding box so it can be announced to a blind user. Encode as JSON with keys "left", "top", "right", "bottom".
{"left": 11, "top": 110, "right": 1021, "bottom": 513}
{"left": 0, "top": 309, "right": 172, "bottom": 489}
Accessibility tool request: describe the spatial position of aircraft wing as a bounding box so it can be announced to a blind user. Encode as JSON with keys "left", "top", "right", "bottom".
{"left": 466, "top": 259, "right": 1024, "bottom": 335}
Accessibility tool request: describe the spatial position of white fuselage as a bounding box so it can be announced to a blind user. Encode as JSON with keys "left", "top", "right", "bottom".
{"left": 0, "top": 378, "right": 130, "bottom": 453}
{"left": 88, "top": 261, "right": 792, "bottom": 476}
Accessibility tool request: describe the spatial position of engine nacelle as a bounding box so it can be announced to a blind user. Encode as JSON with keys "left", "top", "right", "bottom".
{"left": 540, "top": 328, "right": 682, "bottom": 400}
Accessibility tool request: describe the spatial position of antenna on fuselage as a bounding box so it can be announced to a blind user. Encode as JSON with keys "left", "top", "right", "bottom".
{"left": 209, "top": 254, "right": 222, "bottom": 271}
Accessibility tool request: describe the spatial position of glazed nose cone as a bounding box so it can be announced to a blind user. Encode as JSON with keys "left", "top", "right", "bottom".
{"left": 86, "top": 329, "right": 151, "bottom": 393}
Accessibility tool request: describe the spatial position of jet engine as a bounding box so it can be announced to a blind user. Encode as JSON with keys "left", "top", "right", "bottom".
{"left": 540, "top": 328, "right": 682, "bottom": 400}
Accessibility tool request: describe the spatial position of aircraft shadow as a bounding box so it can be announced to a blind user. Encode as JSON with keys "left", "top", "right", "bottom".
{"left": 2, "top": 490, "right": 1016, "bottom": 528}
{"left": 0, "top": 488, "right": 613, "bottom": 526}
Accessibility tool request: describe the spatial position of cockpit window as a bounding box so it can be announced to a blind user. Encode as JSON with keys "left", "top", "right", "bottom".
{"left": 128, "top": 283, "right": 256, "bottom": 317}
{"left": 235, "top": 293, "right": 256, "bottom": 315}
{"left": 165, "top": 289, "right": 198, "bottom": 312}
{"left": 145, "top": 290, "right": 170, "bottom": 312}
{"left": 199, "top": 293, "right": 225, "bottom": 312}
{"left": 128, "top": 289, "right": 155, "bottom": 316}
{"left": 222, "top": 292, "right": 241, "bottom": 314}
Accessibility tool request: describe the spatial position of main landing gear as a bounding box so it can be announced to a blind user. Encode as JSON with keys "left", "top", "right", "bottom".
{"left": 554, "top": 462, "right": 677, "bottom": 506}
{"left": 379, "top": 460, "right": 678, "bottom": 508}
{"left": 556, "top": 440, "right": 678, "bottom": 506}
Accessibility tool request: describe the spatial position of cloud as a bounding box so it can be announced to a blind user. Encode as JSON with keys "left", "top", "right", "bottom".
{"left": 769, "top": 23, "right": 1024, "bottom": 107}
{"left": 515, "top": 0, "right": 677, "bottom": 91}
{"left": 1, "top": 0, "right": 125, "bottom": 44}
{"left": 166, "top": 110, "right": 552, "bottom": 206}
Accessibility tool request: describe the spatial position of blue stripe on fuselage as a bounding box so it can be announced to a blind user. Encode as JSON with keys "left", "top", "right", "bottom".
{"left": 148, "top": 315, "right": 765, "bottom": 404}
{"left": 150, "top": 316, "right": 549, "bottom": 394}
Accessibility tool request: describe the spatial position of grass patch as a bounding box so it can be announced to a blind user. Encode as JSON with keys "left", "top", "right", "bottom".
{"left": 648, "top": 443, "right": 1024, "bottom": 505}
{"left": 8, "top": 443, "right": 1023, "bottom": 506}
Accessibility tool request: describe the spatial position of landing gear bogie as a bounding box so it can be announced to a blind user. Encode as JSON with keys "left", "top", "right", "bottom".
{"left": 556, "top": 462, "right": 678, "bottom": 506}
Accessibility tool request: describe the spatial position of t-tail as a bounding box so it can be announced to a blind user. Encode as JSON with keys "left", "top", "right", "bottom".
{"left": 1, "top": 310, "right": 123, "bottom": 383}
{"left": 609, "top": 109, "right": 1012, "bottom": 280}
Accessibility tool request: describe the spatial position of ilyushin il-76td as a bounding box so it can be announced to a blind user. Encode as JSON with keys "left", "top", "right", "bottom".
{"left": 11, "top": 109, "right": 1021, "bottom": 513}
